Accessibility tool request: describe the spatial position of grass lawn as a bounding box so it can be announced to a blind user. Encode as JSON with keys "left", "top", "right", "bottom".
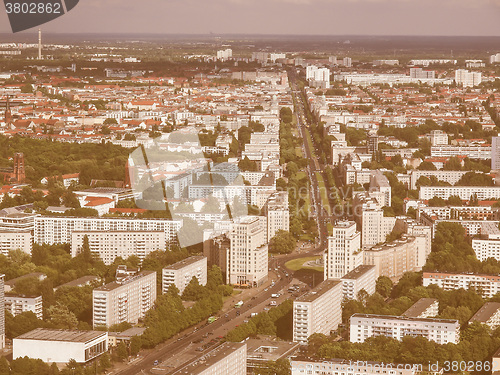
{"left": 285, "top": 256, "right": 323, "bottom": 272}
{"left": 315, "top": 172, "right": 331, "bottom": 215}
{"left": 305, "top": 130, "right": 316, "bottom": 158}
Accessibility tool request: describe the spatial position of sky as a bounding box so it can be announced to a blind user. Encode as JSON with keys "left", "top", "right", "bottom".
{"left": 0, "top": 0, "right": 500, "bottom": 36}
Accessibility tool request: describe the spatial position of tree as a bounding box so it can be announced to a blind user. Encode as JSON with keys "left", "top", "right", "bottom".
{"left": 47, "top": 303, "right": 78, "bottom": 329}
{"left": 268, "top": 230, "right": 296, "bottom": 254}
{"left": 182, "top": 277, "right": 205, "bottom": 301}
{"left": 0, "top": 356, "right": 10, "bottom": 375}
{"left": 428, "top": 196, "right": 447, "bottom": 207}
{"left": 103, "top": 118, "right": 118, "bottom": 125}
{"left": 238, "top": 156, "right": 258, "bottom": 172}
{"left": 447, "top": 195, "right": 462, "bottom": 206}
{"left": 256, "top": 313, "right": 277, "bottom": 335}
{"left": 417, "top": 161, "right": 437, "bottom": 170}
{"left": 376, "top": 276, "right": 393, "bottom": 298}
{"left": 116, "top": 342, "right": 129, "bottom": 361}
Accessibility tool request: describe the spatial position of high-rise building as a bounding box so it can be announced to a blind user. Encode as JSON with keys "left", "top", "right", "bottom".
{"left": 0, "top": 230, "right": 32, "bottom": 256}
{"left": 409, "top": 67, "right": 436, "bottom": 79}
{"left": 492, "top": 136, "right": 500, "bottom": 170}
{"left": 329, "top": 56, "right": 338, "bottom": 65}
{"left": 490, "top": 53, "right": 500, "bottom": 64}
{"left": 343, "top": 57, "right": 352, "bottom": 67}
{"left": 264, "top": 191, "right": 289, "bottom": 241}
{"left": 455, "top": 69, "right": 482, "bottom": 87}
{"left": 0, "top": 274, "right": 4, "bottom": 350}
{"left": 227, "top": 216, "right": 268, "bottom": 287}
{"left": 92, "top": 269, "right": 156, "bottom": 328}
{"left": 293, "top": 280, "right": 342, "bottom": 344}
{"left": 216, "top": 48, "right": 232, "bottom": 61}
{"left": 324, "top": 221, "right": 362, "bottom": 280}
{"left": 339, "top": 265, "right": 376, "bottom": 301}
{"left": 367, "top": 132, "right": 378, "bottom": 155}
{"left": 162, "top": 256, "right": 207, "bottom": 294}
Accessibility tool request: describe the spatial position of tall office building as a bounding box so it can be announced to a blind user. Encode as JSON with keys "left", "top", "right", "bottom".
{"left": 324, "top": 221, "right": 362, "bottom": 280}
{"left": 343, "top": 57, "right": 352, "bottom": 67}
{"left": 293, "top": 280, "right": 342, "bottom": 344}
{"left": 227, "top": 216, "right": 268, "bottom": 287}
{"left": 93, "top": 270, "right": 156, "bottom": 328}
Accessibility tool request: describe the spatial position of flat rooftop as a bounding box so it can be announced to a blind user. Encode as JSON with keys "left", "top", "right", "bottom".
{"left": 171, "top": 342, "right": 246, "bottom": 374}
{"left": 402, "top": 298, "right": 438, "bottom": 318}
{"left": 163, "top": 256, "right": 206, "bottom": 271}
{"left": 469, "top": 302, "right": 500, "bottom": 323}
{"left": 296, "top": 279, "right": 341, "bottom": 303}
{"left": 15, "top": 328, "right": 106, "bottom": 343}
{"left": 94, "top": 271, "right": 155, "bottom": 292}
{"left": 351, "top": 313, "right": 458, "bottom": 325}
{"left": 55, "top": 275, "right": 99, "bottom": 290}
{"left": 341, "top": 265, "right": 375, "bottom": 280}
{"left": 246, "top": 336, "right": 300, "bottom": 363}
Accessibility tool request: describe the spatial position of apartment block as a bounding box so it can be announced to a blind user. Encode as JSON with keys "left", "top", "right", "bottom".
{"left": 227, "top": 216, "right": 268, "bottom": 287}
{"left": 419, "top": 186, "right": 500, "bottom": 201}
{"left": 93, "top": 270, "right": 156, "bottom": 328}
{"left": 203, "top": 231, "right": 229, "bottom": 280}
{"left": 340, "top": 265, "right": 376, "bottom": 301}
{"left": 493, "top": 136, "right": 500, "bottom": 170}
{"left": 402, "top": 298, "right": 439, "bottom": 319}
{"left": 265, "top": 191, "right": 290, "bottom": 241}
{"left": 71, "top": 230, "right": 166, "bottom": 265}
{"left": 291, "top": 358, "right": 422, "bottom": 375}
{"left": 369, "top": 170, "right": 392, "bottom": 207}
{"left": 162, "top": 256, "right": 207, "bottom": 295}
{"left": 34, "top": 216, "right": 181, "bottom": 245}
{"left": 455, "top": 69, "right": 482, "bottom": 87}
{"left": 172, "top": 342, "right": 246, "bottom": 375}
{"left": 393, "top": 218, "right": 432, "bottom": 269}
{"left": 0, "top": 230, "right": 32, "bottom": 256}
{"left": 0, "top": 275, "right": 4, "bottom": 350}
{"left": 472, "top": 224, "right": 500, "bottom": 262}
{"left": 409, "top": 169, "right": 468, "bottom": 190}
{"left": 349, "top": 313, "right": 459, "bottom": 344}
{"left": 363, "top": 235, "right": 420, "bottom": 283}
{"left": 353, "top": 193, "right": 396, "bottom": 248}
{"left": 324, "top": 221, "right": 363, "bottom": 280}
{"left": 5, "top": 295, "right": 43, "bottom": 319}
{"left": 430, "top": 145, "right": 491, "bottom": 159}
{"left": 293, "top": 280, "right": 342, "bottom": 344}
{"left": 423, "top": 272, "right": 500, "bottom": 298}
{"left": 469, "top": 302, "right": 500, "bottom": 330}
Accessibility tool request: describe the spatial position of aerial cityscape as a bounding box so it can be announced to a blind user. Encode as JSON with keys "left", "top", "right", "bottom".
{"left": 0, "top": 1, "right": 499, "bottom": 375}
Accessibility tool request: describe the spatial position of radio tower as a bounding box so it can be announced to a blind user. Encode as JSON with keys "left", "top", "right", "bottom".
{"left": 38, "top": 29, "right": 42, "bottom": 60}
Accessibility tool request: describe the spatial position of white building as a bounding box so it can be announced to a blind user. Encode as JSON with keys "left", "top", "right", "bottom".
{"left": 324, "top": 221, "right": 362, "bottom": 280}
{"left": 455, "top": 69, "right": 482, "bottom": 87}
{"left": 13, "top": 328, "right": 108, "bottom": 364}
{"left": 343, "top": 57, "right": 352, "bottom": 67}
{"left": 71, "top": 231, "right": 166, "bottom": 265}
{"left": 172, "top": 342, "right": 246, "bottom": 375}
{"left": 291, "top": 358, "right": 424, "bottom": 375}
{"left": 363, "top": 236, "right": 421, "bottom": 283}
{"left": 419, "top": 186, "right": 500, "bottom": 201}
{"left": 349, "top": 313, "right": 459, "bottom": 345}
{"left": 34, "top": 216, "right": 181, "bottom": 245}
{"left": 430, "top": 145, "right": 491, "bottom": 160}
{"left": 469, "top": 302, "right": 500, "bottom": 330}
{"left": 410, "top": 67, "right": 436, "bottom": 79}
{"left": 0, "top": 230, "right": 32, "bottom": 256}
{"left": 492, "top": 136, "right": 500, "bottom": 171}
{"left": 402, "top": 298, "right": 439, "bottom": 319}
{"left": 5, "top": 295, "right": 43, "bottom": 319}
{"left": 162, "top": 256, "right": 207, "bottom": 294}
{"left": 216, "top": 48, "right": 233, "bottom": 61}
{"left": 490, "top": 53, "right": 500, "bottom": 64}
{"left": 427, "top": 130, "right": 448, "bottom": 146}
{"left": 423, "top": 271, "right": 500, "bottom": 298}
{"left": 339, "top": 265, "right": 376, "bottom": 301}
{"left": 0, "top": 275, "right": 4, "bottom": 349}
{"left": 227, "top": 216, "right": 268, "bottom": 287}
{"left": 92, "top": 270, "right": 156, "bottom": 328}
{"left": 265, "top": 191, "right": 290, "bottom": 241}
{"left": 293, "top": 280, "right": 342, "bottom": 344}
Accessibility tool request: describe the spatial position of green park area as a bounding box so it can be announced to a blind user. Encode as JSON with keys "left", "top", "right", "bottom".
{"left": 315, "top": 172, "right": 331, "bottom": 215}
{"left": 285, "top": 256, "right": 323, "bottom": 272}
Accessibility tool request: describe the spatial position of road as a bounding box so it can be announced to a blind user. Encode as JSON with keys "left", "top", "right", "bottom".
{"left": 288, "top": 68, "right": 332, "bottom": 247}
